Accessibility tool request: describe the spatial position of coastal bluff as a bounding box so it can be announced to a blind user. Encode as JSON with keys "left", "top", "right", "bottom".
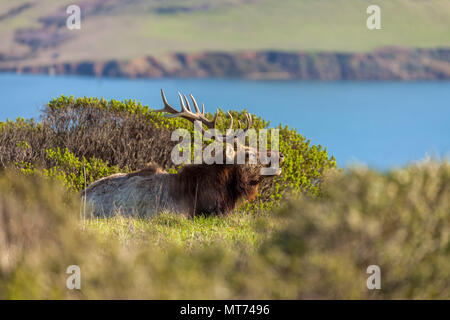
{"left": 2, "top": 47, "right": 449, "bottom": 80}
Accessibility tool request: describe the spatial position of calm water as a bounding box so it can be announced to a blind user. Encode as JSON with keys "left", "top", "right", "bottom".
{"left": 1, "top": 73, "right": 449, "bottom": 169}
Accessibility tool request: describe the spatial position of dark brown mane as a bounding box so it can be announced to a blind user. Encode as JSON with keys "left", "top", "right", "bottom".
{"left": 174, "top": 164, "right": 261, "bottom": 217}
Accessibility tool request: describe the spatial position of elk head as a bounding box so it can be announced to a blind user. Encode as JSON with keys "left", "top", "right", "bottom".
{"left": 155, "top": 89, "right": 284, "bottom": 177}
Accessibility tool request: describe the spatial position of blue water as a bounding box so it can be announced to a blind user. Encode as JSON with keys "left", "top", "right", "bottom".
{"left": 1, "top": 73, "right": 449, "bottom": 169}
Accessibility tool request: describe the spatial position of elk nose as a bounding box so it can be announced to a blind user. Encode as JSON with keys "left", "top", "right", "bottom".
{"left": 279, "top": 153, "right": 284, "bottom": 163}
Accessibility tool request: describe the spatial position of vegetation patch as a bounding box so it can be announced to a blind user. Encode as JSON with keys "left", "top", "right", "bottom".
{"left": 1, "top": 95, "right": 446, "bottom": 299}
{"left": 0, "top": 95, "right": 337, "bottom": 213}
{"left": 0, "top": 161, "right": 448, "bottom": 299}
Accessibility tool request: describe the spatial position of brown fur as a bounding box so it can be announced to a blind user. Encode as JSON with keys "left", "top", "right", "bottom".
{"left": 128, "top": 163, "right": 167, "bottom": 177}
{"left": 173, "top": 163, "right": 262, "bottom": 217}
{"left": 83, "top": 155, "right": 281, "bottom": 217}
{"left": 83, "top": 131, "right": 284, "bottom": 217}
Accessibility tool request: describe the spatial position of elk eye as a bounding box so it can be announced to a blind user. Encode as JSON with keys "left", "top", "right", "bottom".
{"left": 250, "top": 180, "right": 259, "bottom": 186}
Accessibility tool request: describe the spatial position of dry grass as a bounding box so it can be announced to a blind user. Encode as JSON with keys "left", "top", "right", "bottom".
{"left": 1, "top": 160, "right": 448, "bottom": 299}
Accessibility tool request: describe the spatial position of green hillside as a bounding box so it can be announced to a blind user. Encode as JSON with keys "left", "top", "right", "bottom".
{"left": 0, "top": 0, "right": 449, "bottom": 66}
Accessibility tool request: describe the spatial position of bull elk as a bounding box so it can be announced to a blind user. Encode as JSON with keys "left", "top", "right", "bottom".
{"left": 83, "top": 90, "right": 283, "bottom": 217}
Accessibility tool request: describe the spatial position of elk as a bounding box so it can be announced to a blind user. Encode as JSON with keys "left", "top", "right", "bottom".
{"left": 83, "top": 90, "right": 283, "bottom": 217}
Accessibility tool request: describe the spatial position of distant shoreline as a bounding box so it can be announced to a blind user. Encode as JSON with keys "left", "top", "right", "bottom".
{"left": 1, "top": 47, "right": 449, "bottom": 81}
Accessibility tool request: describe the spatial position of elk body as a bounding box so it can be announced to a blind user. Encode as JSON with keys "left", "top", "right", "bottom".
{"left": 83, "top": 90, "right": 283, "bottom": 217}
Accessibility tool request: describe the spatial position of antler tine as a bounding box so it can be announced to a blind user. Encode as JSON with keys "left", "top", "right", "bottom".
{"left": 210, "top": 110, "right": 237, "bottom": 141}
{"left": 154, "top": 91, "right": 252, "bottom": 141}
{"left": 163, "top": 92, "right": 198, "bottom": 121}
{"left": 212, "top": 110, "right": 218, "bottom": 128}
{"left": 178, "top": 92, "right": 188, "bottom": 112}
{"left": 190, "top": 94, "right": 216, "bottom": 128}
{"left": 157, "top": 91, "right": 212, "bottom": 129}
{"left": 190, "top": 94, "right": 201, "bottom": 114}
{"left": 234, "top": 112, "right": 252, "bottom": 140}
{"left": 188, "top": 93, "right": 205, "bottom": 117}
{"left": 183, "top": 94, "right": 192, "bottom": 112}
{"left": 155, "top": 89, "right": 179, "bottom": 113}
{"left": 226, "top": 111, "right": 234, "bottom": 132}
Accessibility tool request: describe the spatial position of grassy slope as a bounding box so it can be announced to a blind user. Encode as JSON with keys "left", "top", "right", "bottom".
{"left": 1, "top": 0, "right": 450, "bottom": 64}
{"left": 86, "top": 212, "right": 285, "bottom": 250}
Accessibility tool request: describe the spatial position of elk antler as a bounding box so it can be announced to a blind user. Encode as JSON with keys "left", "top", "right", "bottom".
{"left": 155, "top": 89, "right": 252, "bottom": 141}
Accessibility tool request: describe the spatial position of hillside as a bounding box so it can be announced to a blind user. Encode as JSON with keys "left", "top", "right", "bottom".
{"left": 1, "top": 0, "right": 450, "bottom": 70}
{"left": 3, "top": 47, "right": 450, "bottom": 80}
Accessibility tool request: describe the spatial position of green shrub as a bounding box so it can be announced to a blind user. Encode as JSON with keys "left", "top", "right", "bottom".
{"left": 15, "top": 147, "right": 121, "bottom": 192}
{"left": 44, "top": 148, "right": 122, "bottom": 191}
{"left": 0, "top": 95, "right": 336, "bottom": 214}
{"left": 0, "top": 117, "right": 52, "bottom": 168}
